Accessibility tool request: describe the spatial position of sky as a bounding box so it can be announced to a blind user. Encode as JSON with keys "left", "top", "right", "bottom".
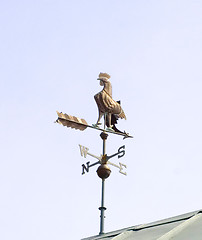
{"left": 0, "top": 0, "right": 202, "bottom": 239}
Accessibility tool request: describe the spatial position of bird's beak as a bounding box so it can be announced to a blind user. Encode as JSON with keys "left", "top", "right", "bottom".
{"left": 97, "top": 78, "right": 107, "bottom": 81}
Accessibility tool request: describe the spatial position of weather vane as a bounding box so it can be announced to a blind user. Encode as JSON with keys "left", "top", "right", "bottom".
{"left": 55, "top": 72, "right": 133, "bottom": 235}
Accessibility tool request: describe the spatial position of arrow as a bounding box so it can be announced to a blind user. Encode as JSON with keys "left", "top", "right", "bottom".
{"left": 56, "top": 111, "right": 133, "bottom": 139}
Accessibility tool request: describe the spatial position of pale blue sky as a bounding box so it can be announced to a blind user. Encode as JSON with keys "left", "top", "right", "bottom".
{"left": 0, "top": 1, "right": 202, "bottom": 239}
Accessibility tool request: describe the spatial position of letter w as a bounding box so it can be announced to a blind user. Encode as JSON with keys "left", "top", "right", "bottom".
{"left": 79, "top": 144, "right": 89, "bottom": 158}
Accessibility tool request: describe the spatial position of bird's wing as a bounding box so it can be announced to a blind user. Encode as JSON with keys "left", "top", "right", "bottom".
{"left": 94, "top": 91, "right": 126, "bottom": 119}
{"left": 102, "top": 92, "right": 126, "bottom": 119}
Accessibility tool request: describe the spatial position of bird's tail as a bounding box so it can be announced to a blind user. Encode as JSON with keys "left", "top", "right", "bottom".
{"left": 118, "top": 109, "right": 126, "bottom": 120}
{"left": 115, "top": 100, "right": 126, "bottom": 120}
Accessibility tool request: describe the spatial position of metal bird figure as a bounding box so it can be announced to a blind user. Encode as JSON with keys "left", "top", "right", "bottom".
{"left": 94, "top": 73, "right": 126, "bottom": 131}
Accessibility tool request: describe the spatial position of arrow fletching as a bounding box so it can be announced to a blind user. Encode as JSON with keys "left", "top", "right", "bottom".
{"left": 56, "top": 111, "right": 88, "bottom": 131}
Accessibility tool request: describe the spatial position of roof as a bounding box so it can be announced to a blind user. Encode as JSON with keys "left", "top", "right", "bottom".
{"left": 82, "top": 210, "right": 202, "bottom": 240}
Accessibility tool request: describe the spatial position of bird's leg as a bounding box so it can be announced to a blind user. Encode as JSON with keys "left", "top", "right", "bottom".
{"left": 108, "top": 113, "right": 112, "bottom": 127}
{"left": 97, "top": 111, "right": 104, "bottom": 125}
{"left": 93, "top": 111, "right": 104, "bottom": 128}
{"left": 106, "top": 113, "right": 114, "bottom": 131}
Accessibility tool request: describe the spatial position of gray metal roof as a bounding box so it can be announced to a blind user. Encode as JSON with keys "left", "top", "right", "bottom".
{"left": 82, "top": 210, "right": 202, "bottom": 240}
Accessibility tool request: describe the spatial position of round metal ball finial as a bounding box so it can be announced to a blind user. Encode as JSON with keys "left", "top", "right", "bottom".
{"left": 97, "top": 164, "right": 111, "bottom": 179}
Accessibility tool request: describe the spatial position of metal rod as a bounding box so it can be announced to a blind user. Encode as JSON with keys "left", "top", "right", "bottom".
{"left": 99, "top": 179, "right": 106, "bottom": 235}
{"left": 99, "top": 114, "right": 107, "bottom": 235}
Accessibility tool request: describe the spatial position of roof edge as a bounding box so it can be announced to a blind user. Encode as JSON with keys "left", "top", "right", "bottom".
{"left": 81, "top": 209, "right": 202, "bottom": 240}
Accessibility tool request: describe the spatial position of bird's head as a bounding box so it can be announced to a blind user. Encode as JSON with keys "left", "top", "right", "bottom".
{"left": 97, "top": 72, "right": 110, "bottom": 86}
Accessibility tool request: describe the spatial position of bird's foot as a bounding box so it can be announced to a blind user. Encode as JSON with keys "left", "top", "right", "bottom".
{"left": 92, "top": 123, "right": 101, "bottom": 128}
{"left": 106, "top": 126, "right": 115, "bottom": 132}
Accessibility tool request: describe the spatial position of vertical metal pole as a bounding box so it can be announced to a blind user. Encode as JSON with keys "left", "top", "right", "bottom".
{"left": 99, "top": 114, "right": 107, "bottom": 235}
{"left": 99, "top": 179, "right": 106, "bottom": 235}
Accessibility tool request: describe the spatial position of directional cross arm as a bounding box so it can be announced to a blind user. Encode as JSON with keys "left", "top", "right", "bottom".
{"left": 108, "top": 161, "right": 127, "bottom": 175}
{"left": 79, "top": 144, "right": 127, "bottom": 175}
{"left": 106, "top": 152, "right": 119, "bottom": 160}
{"left": 106, "top": 145, "right": 126, "bottom": 161}
{"left": 82, "top": 161, "right": 100, "bottom": 175}
{"left": 79, "top": 144, "right": 102, "bottom": 161}
{"left": 87, "top": 152, "right": 102, "bottom": 161}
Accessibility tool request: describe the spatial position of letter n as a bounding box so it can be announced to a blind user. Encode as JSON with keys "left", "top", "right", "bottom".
{"left": 82, "top": 162, "right": 90, "bottom": 175}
